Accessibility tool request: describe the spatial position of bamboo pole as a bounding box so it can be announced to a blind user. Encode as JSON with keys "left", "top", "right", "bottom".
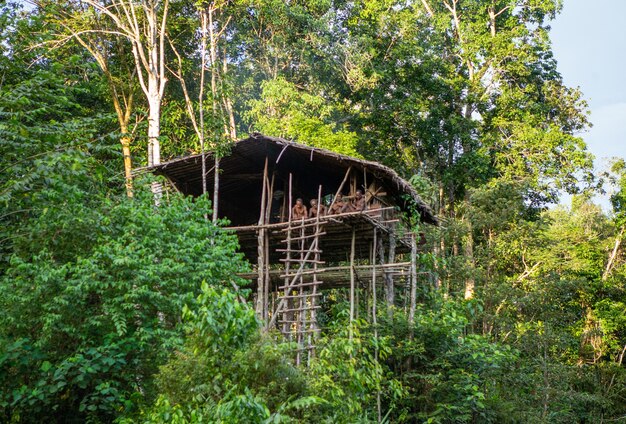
{"left": 349, "top": 227, "right": 356, "bottom": 326}
{"left": 372, "top": 229, "right": 381, "bottom": 423}
{"left": 226, "top": 207, "right": 398, "bottom": 232}
{"left": 256, "top": 157, "right": 268, "bottom": 319}
{"left": 363, "top": 167, "right": 367, "bottom": 195}
{"left": 282, "top": 174, "right": 293, "bottom": 335}
{"left": 408, "top": 233, "right": 418, "bottom": 329}
{"left": 280, "top": 179, "right": 288, "bottom": 222}
{"left": 368, "top": 239, "right": 373, "bottom": 322}
{"left": 309, "top": 185, "right": 323, "bottom": 364}
{"left": 265, "top": 171, "right": 275, "bottom": 221}
{"left": 297, "top": 211, "right": 305, "bottom": 365}
{"left": 371, "top": 231, "right": 377, "bottom": 325}
{"left": 330, "top": 166, "right": 353, "bottom": 210}
{"left": 267, "top": 226, "right": 320, "bottom": 329}
{"left": 386, "top": 231, "right": 396, "bottom": 319}
{"left": 288, "top": 173, "right": 293, "bottom": 221}
{"left": 277, "top": 262, "right": 413, "bottom": 279}
{"left": 264, "top": 230, "right": 270, "bottom": 323}
{"left": 264, "top": 169, "right": 273, "bottom": 323}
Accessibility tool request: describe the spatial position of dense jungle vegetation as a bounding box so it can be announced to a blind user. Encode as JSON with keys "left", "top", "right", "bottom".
{"left": 1, "top": 0, "right": 625, "bottom": 422}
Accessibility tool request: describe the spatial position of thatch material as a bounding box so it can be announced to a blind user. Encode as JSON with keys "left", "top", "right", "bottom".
{"left": 143, "top": 133, "right": 437, "bottom": 226}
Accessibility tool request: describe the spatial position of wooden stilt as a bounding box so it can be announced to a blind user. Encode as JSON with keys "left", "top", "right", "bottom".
{"left": 349, "top": 227, "right": 356, "bottom": 326}
{"left": 330, "top": 166, "right": 352, "bottom": 209}
{"left": 372, "top": 228, "right": 381, "bottom": 423}
{"left": 264, "top": 230, "right": 270, "bottom": 323}
{"left": 368, "top": 239, "right": 373, "bottom": 322}
{"left": 372, "top": 229, "right": 378, "bottom": 322}
{"left": 265, "top": 171, "right": 275, "bottom": 221}
{"left": 272, "top": 182, "right": 325, "bottom": 363}
{"left": 363, "top": 167, "right": 367, "bottom": 196}
{"left": 283, "top": 174, "right": 293, "bottom": 335}
{"left": 308, "top": 185, "right": 323, "bottom": 364}
{"left": 256, "top": 158, "right": 268, "bottom": 321}
{"left": 409, "top": 232, "right": 418, "bottom": 328}
{"left": 385, "top": 231, "right": 396, "bottom": 319}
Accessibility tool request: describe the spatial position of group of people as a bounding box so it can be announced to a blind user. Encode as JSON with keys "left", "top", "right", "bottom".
{"left": 290, "top": 190, "right": 367, "bottom": 221}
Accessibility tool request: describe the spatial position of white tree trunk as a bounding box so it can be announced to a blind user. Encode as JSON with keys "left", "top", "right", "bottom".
{"left": 147, "top": 88, "right": 161, "bottom": 166}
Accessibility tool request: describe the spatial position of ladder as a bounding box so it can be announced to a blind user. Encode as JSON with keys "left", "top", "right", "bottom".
{"left": 276, "top": 213, "right": 323, "bottom": 365}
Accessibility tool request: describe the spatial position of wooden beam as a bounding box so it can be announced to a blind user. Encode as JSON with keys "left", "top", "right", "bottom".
{"left": 350, "top": 227, "right": 356, "bottom": 326}
{"left": 330, "top": 166, "right": 353, "bottom": 209}
{"left": 256, "top": 157, "right": 268, "bottom": 320}
{"left": 409, "top": 233, "right": 417, "bottom": 330}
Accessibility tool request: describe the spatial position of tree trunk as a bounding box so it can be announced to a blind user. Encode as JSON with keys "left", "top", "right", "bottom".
{"left": 222, "top": 49, "right": 237, "bottom": 140}
{"left": 464, "top": 217, "right": 475, "bottom": 299}
{"left": 212, "top": 157, "right": 220, "bottom": 222}
{"left": 603, "top": 227, "right": 624, "bottom": 281}
{"left": 147, "top": 88, "right": 161, "bottom": 166}
{"left": 121, "top": 135, "right": 133, "bottom": 197}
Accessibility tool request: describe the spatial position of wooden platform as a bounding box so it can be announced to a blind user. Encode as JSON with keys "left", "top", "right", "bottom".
{"left": 238, "top": 262, "right": 420, "bottom": 290}
{"left": 226, "top": 209, "right": 413, "bottom": 264}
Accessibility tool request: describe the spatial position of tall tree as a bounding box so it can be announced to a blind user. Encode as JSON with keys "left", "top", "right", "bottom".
{"left": 37, "top": 0, "right": 139, "bottom": 195}
{"left": 65, "top": 0, "right": 170, "bottom": 167}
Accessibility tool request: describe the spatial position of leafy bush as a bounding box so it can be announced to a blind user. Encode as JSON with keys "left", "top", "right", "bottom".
{"left": 0, "top": 190, "right": 248, "bottom": 423}
{"left": 130, "top": 285, "right": 319, "bottom": 423}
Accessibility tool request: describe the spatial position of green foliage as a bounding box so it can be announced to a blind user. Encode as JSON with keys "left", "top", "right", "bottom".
{"left": 3, "top": 1, "right": 626, "bottom": 423}
{"left": 306, "top": 317, "right": 405, "bottom": 422}
{"left": 0, "top": 188, "right": 248, "bottom": 423}
{"left": 130, "top": 284, "right": 319, "bottom": 423}
{"left": 183, "top": 283, "right": 259, "bottom": 356}
{"left": 246, "top": 77, "right": 360, "bottom": 157}
{"left": 380, "top": 298, "right": 518, "bottom": 423}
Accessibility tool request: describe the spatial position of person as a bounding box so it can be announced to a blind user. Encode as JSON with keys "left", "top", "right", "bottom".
{"left": 309, "top": 198, "right": 327, "bottom": 218}
{"left": 291, "top": 198, "right": 308, "bottom": 220}
{"left": 345, "top": 189, "right": 366, "bottom": 212}
{"left": 328, "top": 197, "right": 345, "bottom": 215}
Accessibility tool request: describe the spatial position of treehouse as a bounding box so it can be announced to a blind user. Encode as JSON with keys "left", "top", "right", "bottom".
{"left": 148, "top": 133, "right": 437, "bottom": 363}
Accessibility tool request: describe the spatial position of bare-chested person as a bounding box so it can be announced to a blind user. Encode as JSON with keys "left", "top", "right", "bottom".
{"left": 328, "top": 197, "right": 345, "bottom": 215}
{"left": 344, "top": 189, "right": 366, "bottom": 213}
{"left": 308, "top": 199, "right": 327, "bottom": 218}
{"left": 291, "top": 198, "right": 308, "bottom": 220}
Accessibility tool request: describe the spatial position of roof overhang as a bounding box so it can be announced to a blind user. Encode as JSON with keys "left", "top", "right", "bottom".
{"left": 140, "top": 133, "right": 438, "bottom": 226}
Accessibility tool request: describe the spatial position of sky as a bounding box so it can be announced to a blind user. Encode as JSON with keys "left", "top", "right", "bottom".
{"left": 550, "top": 0, "right": 626, "bottom": 207}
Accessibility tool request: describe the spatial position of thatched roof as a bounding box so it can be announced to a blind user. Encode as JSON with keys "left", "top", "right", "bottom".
{"left": 145, "top": 133, "right": 437, "bottom": 226}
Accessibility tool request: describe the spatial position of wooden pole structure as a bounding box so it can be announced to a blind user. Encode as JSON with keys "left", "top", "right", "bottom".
{"left": 264, "top": 230, "right": 270, "bottom": 323}
{"left": 385, "top": 231, "right": 396, "bottom": 319}
{"left": 309, "top": 185, "right": 323, "bottom": 365}
{"left": 283, "top": 173, "right": 293, "bottom": 335}
{"left": 264, "top": 170, "right": 273, "bottom": 324}
{"left": 256, "top": 157, "right": 268, "bottom": 321}
{"left": 363, "top": 167, "right": 367, "bottom": 199}
{"left": 268, "top": 235, "right": 320, "bottom": 329}
{"left": 265, "top": 171, "right": 275, "bottom": 221}
{"left": 297, "top": 212, "right": 305, "bottom": 366}
{"left": 349, "top": 226, "right": 356, "bottom": 329}
{"left": 408, "top": 232, "right": 418, "bottom": 328}
{"left": 372, "top": 228, "right": 381, "bottom": 423}
{"left": 330, "top": 166, "right": 352, "bottom": 209}
{"left": 372, "top": 228, "right": 377, "bottom": 322}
